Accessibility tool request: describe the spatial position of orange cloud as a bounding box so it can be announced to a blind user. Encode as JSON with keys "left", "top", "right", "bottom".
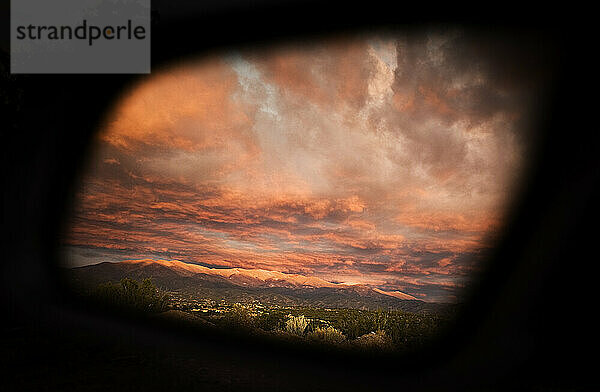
{"left": 63, "top": 33, "right": 530, "bottom": 302}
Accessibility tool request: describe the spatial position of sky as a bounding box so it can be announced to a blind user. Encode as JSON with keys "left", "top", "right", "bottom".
{"left": 62, "top": 31, "right": 533, "bottom": 302}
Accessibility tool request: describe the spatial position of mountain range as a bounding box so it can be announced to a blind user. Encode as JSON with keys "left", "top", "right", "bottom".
{"left": 68, "top": 259, "right": 451, "bottom": 314}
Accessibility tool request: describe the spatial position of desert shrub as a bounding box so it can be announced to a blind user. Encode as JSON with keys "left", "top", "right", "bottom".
{"left": 372, "top": 309, "right": 389, "bottom": 331}
{"left": 95, "top": 278, "right": 170, "bottom": 313}
{"left": 382, "top": 311, "right": 444, "bottom": 347}
{"left": 332, "top": 309, "right": 378, "bottom": 339}
{"left": 306, "top": 326, "right": 346, "bottom": 344}
{"left": 222, "top": 303, "right": 255, "bottom": 329}
{"left": 353, "top": 329, "right": 393, "bottom": 350}
{"left": 330, "top": 308, "right": 443, "bottom": 347}
{"left": 304, "top": 317, "right": 332, "bottom": 334}
{"left": 256, "top": 311, "right": 286, "bottom": 331}
{"left": 285, "top": 314, "right": 309, "bottom": 336}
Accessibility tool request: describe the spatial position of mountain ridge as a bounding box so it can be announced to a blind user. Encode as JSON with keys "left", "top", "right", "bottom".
{"left": 68, "top": 259, "right": 452, "bottom": 314}
{"left": 92, "top": 259, "right": 419, "bottom": 300}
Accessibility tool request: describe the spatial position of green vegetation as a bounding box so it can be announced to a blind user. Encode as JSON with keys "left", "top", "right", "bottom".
{"left": 256, "top": 310, "right": 287, "bottom": 331}
{"left": 204, "top": 303, "right": 446, "bottom": 351}
{"left": 353, "top": 329, "right": 393, "bottom": 350}
{"left": 221, "top": 303, "right": 256, "bottom": 329}
{"left": 306, "top": 326, "right": 346, "bottom": 344}
{"left": 285, "top": 314, "right": 309, "bottom": 336}
{"left": 93, "top": 278, "right": 170, "bottom": 314}
{"left": 89, "top": 280, "right": 448, "bottom": 352}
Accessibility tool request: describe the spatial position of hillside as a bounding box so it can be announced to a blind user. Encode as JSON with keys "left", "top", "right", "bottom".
{"left": 68, "top": 259, "right": 450, "bottom": 314}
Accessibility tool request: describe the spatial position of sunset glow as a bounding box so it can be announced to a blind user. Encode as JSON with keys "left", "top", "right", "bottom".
{"left": 63, "top": 32, "right": 530, "bottom": 302}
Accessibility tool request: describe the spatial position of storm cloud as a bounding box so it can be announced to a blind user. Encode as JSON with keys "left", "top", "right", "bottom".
{"left": 63, "top": 31, "right": 535, "bottom": 302}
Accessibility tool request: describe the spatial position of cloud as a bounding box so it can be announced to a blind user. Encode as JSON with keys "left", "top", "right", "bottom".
{"left": 63, "top": 31, "right": 535, "bottom": 302}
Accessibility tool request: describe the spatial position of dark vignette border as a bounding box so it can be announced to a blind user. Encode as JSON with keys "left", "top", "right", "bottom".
{"left": 2, "top": 1, "right": 597, "bottom": 391}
